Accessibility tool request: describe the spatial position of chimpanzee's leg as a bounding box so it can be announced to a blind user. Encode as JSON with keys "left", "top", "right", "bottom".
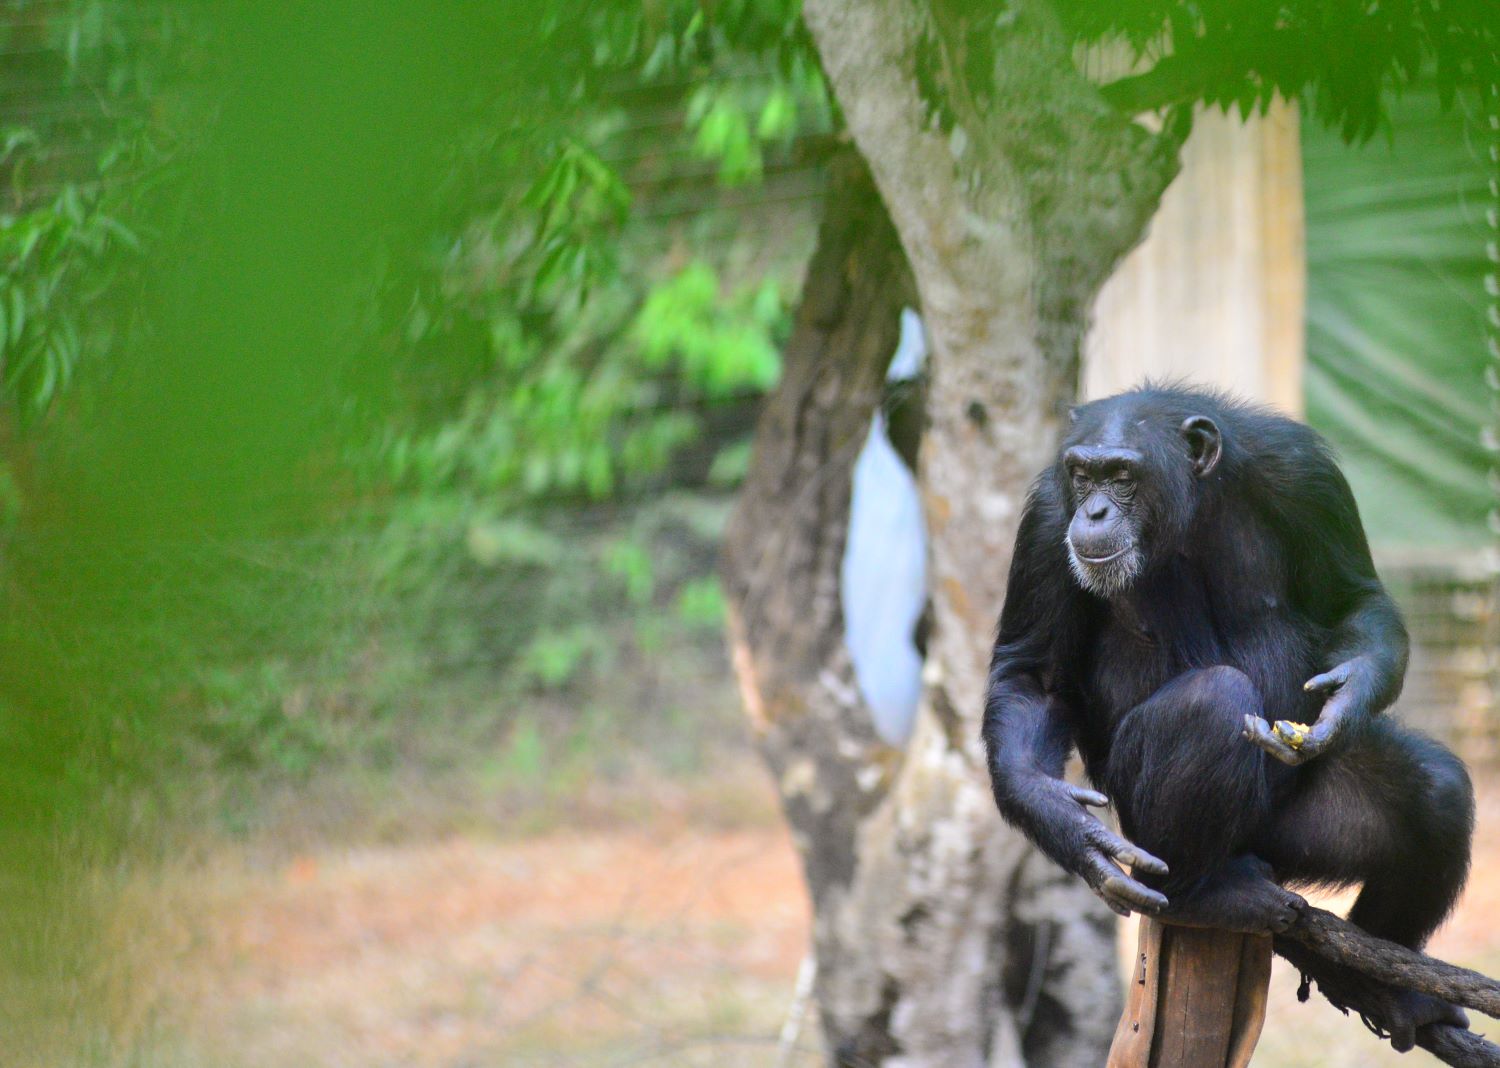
{"left": 1262, "top": 719, "right": 1473, "bottom": 948}
{"left": 1104, "top": 665, "right": 1303, "bottom": 931}
{"left": 1260, "top": 719, "right": 1474, "bottom": 1049}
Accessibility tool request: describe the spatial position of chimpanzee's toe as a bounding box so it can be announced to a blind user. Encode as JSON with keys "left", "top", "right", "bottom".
{"left": 1254, "top": 881, "right": 1305, "bottom": 934}
{"left": 1366, "top": 988, "right": 1467, "bottom": 1053}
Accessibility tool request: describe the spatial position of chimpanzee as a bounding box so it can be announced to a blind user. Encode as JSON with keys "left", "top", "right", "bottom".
{"left": 982, "top": 385, "right": 1474, "bottom": 1050}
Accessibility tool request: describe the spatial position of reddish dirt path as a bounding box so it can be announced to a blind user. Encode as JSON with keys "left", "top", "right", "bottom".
{"left": 113, "top": 773, "right": 1500, "bottom": 1068}
{"left": 137, "top": 821, "right": 812, "bottom": 1067}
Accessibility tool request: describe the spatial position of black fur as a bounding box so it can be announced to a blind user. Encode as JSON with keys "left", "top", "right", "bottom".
{"left": 982, "top": 386, "right": 1474, "bottom": 1046}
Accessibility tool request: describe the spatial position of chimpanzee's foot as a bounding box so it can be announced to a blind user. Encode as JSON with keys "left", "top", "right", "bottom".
{"left": 1385, "top": 989, "right": 1470, "bottom": 1052}
{"left": 1159, "top": 855, "right": 1305, "bottom": 934}
{"left": 1291, "top": 958, "right": 1468, "bottom": 1053}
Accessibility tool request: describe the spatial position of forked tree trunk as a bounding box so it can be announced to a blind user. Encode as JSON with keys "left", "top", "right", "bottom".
{"left": 724, "top": 2, "right": 1191, "bottom": 1063}
{"left": 721, "top": 154, "right": 1118, "bottom": 1066}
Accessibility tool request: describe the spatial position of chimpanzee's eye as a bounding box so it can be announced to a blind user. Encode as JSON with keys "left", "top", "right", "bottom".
{"left": 1071, "top": 471, "right": 1089, "bottom": 496}
{"left": 1113, "top": 475, "right": 1136, "bottom": 500}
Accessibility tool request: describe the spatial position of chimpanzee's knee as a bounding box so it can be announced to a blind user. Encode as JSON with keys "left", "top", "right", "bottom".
{"left": 1110, "top": 666, "right": 1262, "bottom": 776}
{"left": 1422, "top": 743, "right": 1476, "bottom": 848}
{"left": 1347, "top": 729, "right": 1474, "bottom": 948}
{"left": 1405, "top": 741, "right": 1474, "bottom": 941}
{"left": 1105, "top": 666, "right": 1272, "bottom": 877}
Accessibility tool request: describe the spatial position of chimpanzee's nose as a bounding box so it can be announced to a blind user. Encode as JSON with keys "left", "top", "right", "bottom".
{"left": 1087, "top": 500, "right": 1110, "bottom": 522}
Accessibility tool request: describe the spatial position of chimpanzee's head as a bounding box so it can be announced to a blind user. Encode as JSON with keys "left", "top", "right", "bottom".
{"left": 1058, "top": 393, "right": 1222, "bottom": 598}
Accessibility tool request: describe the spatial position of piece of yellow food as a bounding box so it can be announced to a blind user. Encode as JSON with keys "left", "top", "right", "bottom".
{"left": 1274, "top": 721, "right": 1313, "bottom": 749}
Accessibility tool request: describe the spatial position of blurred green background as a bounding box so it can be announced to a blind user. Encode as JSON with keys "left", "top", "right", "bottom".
{"left": 1, "top": 4, "right": 818, "bottom": 1061}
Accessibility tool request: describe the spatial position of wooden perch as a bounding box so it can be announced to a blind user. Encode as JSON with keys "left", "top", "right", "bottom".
{"left": 1112, "top": 905, "right": 1500, "bottom": 1068}
{"left": 1108, "top": 922, "right": 1271, "bottom": 1067}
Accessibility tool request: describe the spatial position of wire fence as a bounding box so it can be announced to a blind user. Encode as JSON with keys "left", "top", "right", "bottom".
{"left": 1380, "top": 551, "right": 1500, "bottom": 762}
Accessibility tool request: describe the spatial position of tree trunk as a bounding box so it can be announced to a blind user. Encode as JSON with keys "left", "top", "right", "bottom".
{"left": 722, "top": 151, "right": 910, "bottom": 931}
{"left": 724, "top": 2, "right": 1191, "bottom": 1064}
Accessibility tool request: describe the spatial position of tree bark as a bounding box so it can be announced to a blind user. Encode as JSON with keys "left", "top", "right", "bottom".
{"left": 723, "top": 151, "right": 910, "bottom": 924}
{"left": 725, "top": 2, "right": 1192, "bottom": 1064}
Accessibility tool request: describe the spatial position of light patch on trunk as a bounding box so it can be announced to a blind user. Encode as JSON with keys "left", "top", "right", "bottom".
{"left": 725, "top": 604, "right": 769, "bottom": 734}
{"left": 780, "top": 757, "right": 818, "bottom": 801}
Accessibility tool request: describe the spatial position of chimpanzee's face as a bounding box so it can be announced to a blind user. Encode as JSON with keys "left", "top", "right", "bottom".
{"left": 1060, "top": 400, "right": 1221, "bottom": 599}
{"left": 1062, "top": 441, "right": 1147, "bottom": 597}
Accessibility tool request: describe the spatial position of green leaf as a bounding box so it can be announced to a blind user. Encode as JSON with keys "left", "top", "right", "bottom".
{"left": 708, "top": 441, "right": 753, "bottom": 487}
{"left": 464, "top": 517, "right": 560, "bottom": 567}
{"left": 97, "top": 214, "right": 140, "bottom": 250}
{"left": 516, "top": 626, "right": 604, "bottom": 689}
{"left": 756, "top": 86, "right": 797, "bottom": 141}
{"left": 58, "top": 184, "right": 84, "bottom": 224}
{"left": 692, "top": 94, "right": 762, "bottom": 185}
{"left": 676, "top": 577, "right": 725, "bottom": 627}
{"left": 604, "top": 539, "right": 655, "bottom": 604}
{"left": 499, "top": 716, "right": 546, "bottom": 778}
{"left": 8, "top": 288, "right": 25, "bottom": 346}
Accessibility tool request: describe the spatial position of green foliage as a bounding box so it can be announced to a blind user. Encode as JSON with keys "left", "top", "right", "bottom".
{"left": 0, "top": 0, "right": 189, "bottom": 420}
{"left": 1056, "top": 0, "right": 1496, "bottom": 142}
{"left": 498, "top": 716, "right": 547, "bottom": 781}
{"left": 365, "top": 0, "right": 820, "bottom": 526}
{"left": 196, "top": 662, "right": 329, "bottom": 777}
{"left": 676, "top": 576, "right": 726, "bottom": 628}
{"left": 634, "top": 262, "right": 783, "bottom": 394}
{"left": 707, "top": 439, "right": 753, "bottom": 487}
{"left": 686, "top": 75, "right": 827, "bottom": 184}
{"left": 519, "top": 139, "right": 632, "bottom": 302}
{"left": 515, "top": 624, "right": 613, "bottom": 689}
{"left": 605, "top": 538, "right": 656, "bottom": 604}
{"left": 463, "top": 517, "right": 563, "bottom": 569}
{"left": 0, "top": 176, "right": 136, "bottom": 416}
{"left": 1302, "top": 82, "right": 1495, "bottom": 546}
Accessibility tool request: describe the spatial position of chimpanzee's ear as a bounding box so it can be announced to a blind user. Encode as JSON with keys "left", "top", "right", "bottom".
{"left": 1180, "top": 416, "right": 1222, "bottom": 477}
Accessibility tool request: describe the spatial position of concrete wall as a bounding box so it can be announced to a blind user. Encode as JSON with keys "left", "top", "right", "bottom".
{"left": 1083, "top": 99, "right": 1305, "bottom": 414}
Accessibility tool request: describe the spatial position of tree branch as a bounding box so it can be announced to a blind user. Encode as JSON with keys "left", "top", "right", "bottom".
{"left": 1286, "top": 906, "right": 1500, "bottom": 1018}
{"left": 1278, "top": 905, "right": 1500, "bottom": 1066}
{"left": 1421, "top": 1026, "right": 1500, "bottom": 1068}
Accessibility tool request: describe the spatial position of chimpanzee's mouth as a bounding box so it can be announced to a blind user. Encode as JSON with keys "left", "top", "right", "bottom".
{"left": 1073, "top": 546, "right": 1129, "bottom": 565}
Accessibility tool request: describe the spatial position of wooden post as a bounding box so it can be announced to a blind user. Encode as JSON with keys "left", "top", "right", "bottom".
{"left": 1107, "top": 918, "right": 1273, "bottom": 1068}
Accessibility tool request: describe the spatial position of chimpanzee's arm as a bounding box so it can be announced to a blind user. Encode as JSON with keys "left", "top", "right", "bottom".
{"left": 983, "top": 481, "right": 1168, "bottom": 915}
{"left": 1243, "top": 427, "right": 1410, "bottom": 764}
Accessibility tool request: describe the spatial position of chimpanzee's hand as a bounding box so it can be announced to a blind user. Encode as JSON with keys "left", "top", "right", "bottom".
{"left": 1036, "top": 780, "right": 1170, "bottom": 917}
{"left": 1241, "top": 656, "right": 1375, "bottom": 767}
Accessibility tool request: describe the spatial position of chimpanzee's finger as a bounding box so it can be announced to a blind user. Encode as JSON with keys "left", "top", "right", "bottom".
{"left": 1303, "top": 664, "right": 1351, "bottom": 693}
{"left": 1066, "top": 785, "right": 1110, "bottom": 808}
{"left": 1303, "top": 716, "right": 1344, "bottom": 751}
{"left": 1249, "top": 735, "right": 1307, "bottom": 765}
{"left": 1101, "top": 873, "right": 1168, "bottom": 915}
{"left": 1097, "top": 894, "right": 1131, "bottom": 918}
{"left": 1083, "top": 852, "right": 1168, "bottom": 914}
{"left": 1086, "top": 858, "right": 1128, "bottom": 912}
{"left": 1242, "top": 715, "right": 1308, "bottom": 766}
{"left": 1091, "top": 825, "right": 1169, "bottom": 876}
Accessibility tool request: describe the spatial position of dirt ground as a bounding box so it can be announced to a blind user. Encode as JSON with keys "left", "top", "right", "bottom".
{"left": 110, "top": 763, "right": 1500, "bottom": 1068}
